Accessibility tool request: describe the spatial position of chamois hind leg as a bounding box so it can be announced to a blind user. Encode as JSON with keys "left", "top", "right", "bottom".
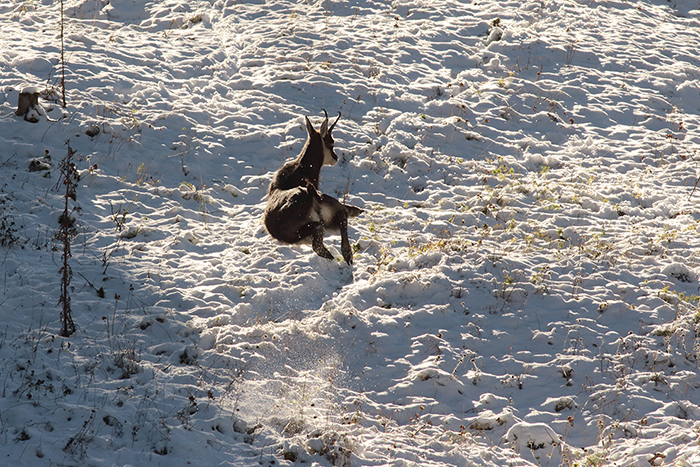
{"left": 335, "top": 210, "right": 354, "bottom": 265}
{"left": 344, "top": 205, "right": 364, "bottom": 218}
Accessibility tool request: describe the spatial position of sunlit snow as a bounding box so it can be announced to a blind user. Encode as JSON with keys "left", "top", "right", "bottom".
{"left": 1, "top": 0, "right": 700, "bottom": 466}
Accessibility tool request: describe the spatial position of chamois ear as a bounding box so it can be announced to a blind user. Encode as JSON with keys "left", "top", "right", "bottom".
{"left": 305, "top": 116, "right": 315, "bottom": 136}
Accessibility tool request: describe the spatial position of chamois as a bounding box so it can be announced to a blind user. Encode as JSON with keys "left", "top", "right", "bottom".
{"left": 263, "top": 111, "right": 363, "bottom": 264}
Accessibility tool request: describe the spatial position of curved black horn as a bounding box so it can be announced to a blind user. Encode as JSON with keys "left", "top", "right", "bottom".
{"left": 329, "top": 111, "right": 341, "bottom": 132}
{"left": 322, "top": 109, "right": 329, "bottom": 121}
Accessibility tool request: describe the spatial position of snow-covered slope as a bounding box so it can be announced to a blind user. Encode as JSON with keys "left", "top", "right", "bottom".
{"left": 2, "top": 0, "right": 700, "bottom": 465}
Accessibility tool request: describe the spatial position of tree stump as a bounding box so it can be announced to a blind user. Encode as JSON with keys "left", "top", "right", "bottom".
{"left": 16, "top": 86, "right": 43, "bottom": 123}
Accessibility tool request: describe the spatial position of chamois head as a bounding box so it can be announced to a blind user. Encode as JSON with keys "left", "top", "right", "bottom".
{"left": 305, "top": 109, "right": 340, "bottom": 167}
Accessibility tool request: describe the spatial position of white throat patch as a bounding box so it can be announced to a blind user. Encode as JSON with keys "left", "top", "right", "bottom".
{"left": 322, "top": 143, "right": 338, "bottom": 166}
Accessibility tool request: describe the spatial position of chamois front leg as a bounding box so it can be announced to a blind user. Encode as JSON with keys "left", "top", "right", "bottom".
{"left": 310, "top": 223, "right": 334, "bottom": 261}
{"left": 310, "top": 186, "right": 355, "bottom": 265}
{"left": 336, "top": 211, "right": 354, "bottom": 265}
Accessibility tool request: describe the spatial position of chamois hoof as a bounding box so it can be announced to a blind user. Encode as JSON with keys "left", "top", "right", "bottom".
{"left": 342, "top": 253, "right": 353, "bottom": 265}
{"left": 341, "top": 245, "right": 353, "bottom": 265}
{"left": 314, "top": 246, "right": 334, "bottom": 261}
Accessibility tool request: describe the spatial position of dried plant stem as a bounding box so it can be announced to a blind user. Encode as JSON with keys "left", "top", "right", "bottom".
{"left": 60, "top": 0, "right": 66, "bottom": 107}
{"left": 57, "top": 144, "right": 78, "bottom": 337}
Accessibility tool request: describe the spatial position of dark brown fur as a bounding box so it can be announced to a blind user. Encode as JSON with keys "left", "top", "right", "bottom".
{"left": 263, "top": 112, "right": 362, "bottom": 264}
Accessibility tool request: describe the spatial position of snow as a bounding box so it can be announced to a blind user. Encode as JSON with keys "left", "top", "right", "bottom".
{"left": 1, "top": 0, "right": 700, "bottom": 465}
